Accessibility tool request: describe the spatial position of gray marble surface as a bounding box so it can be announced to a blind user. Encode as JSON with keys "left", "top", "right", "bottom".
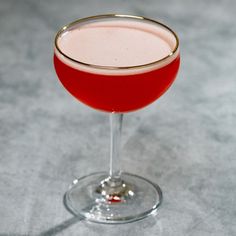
{"left": 0, "top": 0, "right": 236, "bottom": 235}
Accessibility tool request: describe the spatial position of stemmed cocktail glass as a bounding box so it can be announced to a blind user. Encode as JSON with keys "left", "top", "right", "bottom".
{"left": 53, "top": 14, "right": 180, "bottom": 223}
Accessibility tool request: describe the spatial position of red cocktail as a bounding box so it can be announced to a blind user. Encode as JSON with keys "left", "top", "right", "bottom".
{"left": 54, "top": 17, "right": 179, "bottom": 112}
{"left": 53, "top": 14, "right": 180, "bottom": 223}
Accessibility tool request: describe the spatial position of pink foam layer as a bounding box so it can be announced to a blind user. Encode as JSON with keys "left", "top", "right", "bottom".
{"left": 55, "top": 19, "right": 179, "bottom": 75}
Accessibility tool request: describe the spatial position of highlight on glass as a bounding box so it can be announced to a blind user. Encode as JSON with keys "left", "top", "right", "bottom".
{"left": 53, "top": 14, "right": 180, "bottom": 223}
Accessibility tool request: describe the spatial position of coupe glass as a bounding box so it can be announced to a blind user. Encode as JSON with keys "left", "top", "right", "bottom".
{"left": 53, "top": 14, "right": 180, "bottom": 223}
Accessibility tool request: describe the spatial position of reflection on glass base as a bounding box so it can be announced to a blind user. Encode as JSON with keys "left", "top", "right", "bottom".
{"left": 64, "top": 172, "right": 162, "bottom": 224}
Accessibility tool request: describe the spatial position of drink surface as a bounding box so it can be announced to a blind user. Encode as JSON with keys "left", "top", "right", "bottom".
{"left": 54, "top": 17, "right": 180, "bottom": 112}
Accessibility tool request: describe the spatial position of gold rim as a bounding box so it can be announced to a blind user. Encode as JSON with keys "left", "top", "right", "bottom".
{"left": 54, "top": 14, "right": 179, "bottom": 70}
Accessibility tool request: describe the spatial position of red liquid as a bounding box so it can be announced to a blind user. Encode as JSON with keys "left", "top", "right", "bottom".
{"left": 54, "top": 54, "right": 180, "bottom": 112}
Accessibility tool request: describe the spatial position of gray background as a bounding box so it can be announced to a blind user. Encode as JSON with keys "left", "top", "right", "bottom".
{"left": 0, "top": 0, "right": 236, "bottom": 235}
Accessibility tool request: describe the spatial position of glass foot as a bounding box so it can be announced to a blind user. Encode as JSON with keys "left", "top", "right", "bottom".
{"left": 64, "top": 172, "right": 162, "bottom": 224}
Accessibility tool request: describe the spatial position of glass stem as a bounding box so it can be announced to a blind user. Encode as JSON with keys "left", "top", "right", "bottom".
{"left": 109, "top": 113, "right": 123, "bottom": 180}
